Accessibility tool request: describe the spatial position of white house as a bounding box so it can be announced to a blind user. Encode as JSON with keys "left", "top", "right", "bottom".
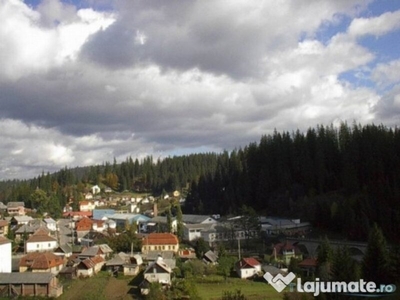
{"left": 91, "top": 185, "right": 101, "bottom": 195}
{"left": 235, "top": 257, "right": 262, "bottom": 279}
{"left": 0, "top": 236, "right": 11, "bottom": 273}
{"left": 79, "top": 201, "right": 96, "bottom": 212}
{"left": 26, "top": 228, "right": 58, "bottom": 253}
{"left": 44, "top": 218, "right": 57, "bottom": 232}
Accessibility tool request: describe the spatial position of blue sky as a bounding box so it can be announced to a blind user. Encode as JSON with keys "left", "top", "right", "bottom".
{"left": 0, "top": 0, "right": 399, "bottom": 179}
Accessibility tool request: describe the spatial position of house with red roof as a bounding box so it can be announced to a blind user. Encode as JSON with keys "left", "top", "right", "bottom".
{"left": 19, "top": 252, "right": 64, "bottom": 275}
{"left": 141, "top": 233, "right": 179, "bottom": 254}
{"left": 235, "top": 257, "right": 262, "bottom": 279}
{"left": 76, "top": 255, "right": 105, "bottom": 277}
{"left": 25, "top": 227, "right": 58, "bottom": 253}
{"left": 272, "top": 241, "right": 303, "bottom": 266}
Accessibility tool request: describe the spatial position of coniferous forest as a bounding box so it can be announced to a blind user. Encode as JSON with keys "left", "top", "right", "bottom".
{"left": 1, "top": 122, "right": 399, "bottom": 243}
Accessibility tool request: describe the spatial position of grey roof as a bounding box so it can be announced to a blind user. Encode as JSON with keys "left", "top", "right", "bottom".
{"left": 182, "top": 214, "right": 216, "bottom": 224}
{"left": 12, "top": 216, "right": 33, "bottom": 223}
{"left": 0, "top": 272, "right": 55, "bottom": 284}
{"left": 262, "top": 265, "right": 287, "bottom": 276}
{"left": 7, "top": 202, "right": 24, "bottom": 208}
{"left": 106, "top": 255, "right": 126, "bottom": 266}
{"left": 145, "top": 251, "right": 174, "bottom": 261}
{"left": 56, "top": 244, "right": 73, "bottom": 254}
{"left": 0, "top": 202, "right": 7, "bottom": 210}
{"left": 44, "top": 217, "right": 56, "bottom": 224}
{"left": 79, "top": 246, "right": 101, "bottom": 257}
{"left": 98, "top": 244, "right": 113, "bottom": 254}
{"left": 204, "top": 250, "right": 218, "bottom": 263}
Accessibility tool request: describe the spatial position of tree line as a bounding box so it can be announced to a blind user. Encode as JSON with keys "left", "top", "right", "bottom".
{"left": 0, "top": 122, "right": 399, "bottom": 242}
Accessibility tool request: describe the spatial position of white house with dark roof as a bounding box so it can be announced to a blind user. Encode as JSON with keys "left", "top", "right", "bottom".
{"left": 25, "top": 227, "right": 58, "bottom": 253}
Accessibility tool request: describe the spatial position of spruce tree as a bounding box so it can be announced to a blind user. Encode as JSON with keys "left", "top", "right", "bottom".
{"left": 362, "top": 224, "right": 392, "bottom": 285}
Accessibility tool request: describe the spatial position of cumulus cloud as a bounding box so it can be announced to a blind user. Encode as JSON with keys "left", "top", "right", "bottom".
{"left": 0, "top": 0, "right": 399, "bottom": 179}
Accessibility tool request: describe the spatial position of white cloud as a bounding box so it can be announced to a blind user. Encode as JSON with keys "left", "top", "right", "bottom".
{"left": 348, "top": 10, "right": 400, "bottom": 37}
{"left": 0, "top": 0, "right": 115, "bottom": 80}
{"left": 371, "top": 59, "right": 400, "bottom": 87}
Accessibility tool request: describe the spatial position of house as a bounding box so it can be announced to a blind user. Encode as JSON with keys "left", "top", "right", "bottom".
{"left": 184, "top": 223, "right": 214, "bottom": 241}
{"left": 104, "top": 213, "right": 151, "bottom": 228}
{"left": 19, "top": 252, "right": 64, "bottom": 274}
{"left": 43, "top": 217, "right": 57, "bottom": 231}
{"left": 10, "top": 215, "right": 34, "bottom": 226}
{"left": 149, "top": 216, "right": 178, "bottom": 233}
{"left": 178, "top": 248, "right": 196, "bottom": 261}
{"left": 141, "top": 233, "right": 179, "bottom": 254}
{"left": 272, "top": 241, "right": 303, "bottom": 266}
{"left": 0, "top": 273, "right": 63, "bottom": 298}
{"left": 104, "top": 186, "right": 112, "bottom": 193}
{"left": 0, "top": 236, "right": 11, "bottom": 273}
{"left": 80, "top": 231, "right": 108, "bottom": 247}
{"left": 79, "top": 245, "right": 112, "bottom": 260}
{"left": 62, "top": 211, "right": 92, "bottom": 220}
{"left": 54, "top": 244, "right": 73, "bottom": 258}
{"left": 76, "top": 256, "right": 105, "bottom": 277}
{"left": 75, "top": 217, "right": 106, "bottom": 242}
{"left": 182, "top": 214, "right": 217, "bottom": 225}
{"left": 235, "top": 257, "right": 262, "bottom": 279}
{"left": 59, "top": 266, "right": 77, "bottom": 280}
{"left": 298, "top": 257, "right": 317, "bottom": 277}
{"left": 91, "top": 185, "right": 101, "bottom": 195}
{"left": 25, "top": 227, "right": 58, "bottom": 253}
{"left": 14, "top": 220, "right": 46, "bottom": 241}
{"left": 0, "top": 202, "right": 7, "bottom": 212}
{"left": 0, "top": 220, "right": 9, "bottom": 237}
{"left": 79, "top": 201, "right": 96, "bottom": 212}
{"left": 92, "top": 209, "right": 115, "bottom": 220}
{"left": 105, "top": 252, "right": 141, "bottom": 276}
{"left": 141, "top": 257, "right": 172, "bottom": 294}
{"left": 7, "top": 202, "right": 25, "bottom": 215}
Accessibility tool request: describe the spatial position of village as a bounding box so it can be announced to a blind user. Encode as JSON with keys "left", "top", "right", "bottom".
{"left": 0, "top": 185, "right": 352, "bottom": 299}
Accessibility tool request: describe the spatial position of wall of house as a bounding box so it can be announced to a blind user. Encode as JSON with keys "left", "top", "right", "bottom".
{"left": 0, "top": 242, "right": 11, "bottom": 273}
{"left": 124, "top": 265, "right": 139, "bottom": 276}
{"left": 26, "top": 241, "right": 58, "bottom": 253}
{"left": 144, "top": 272, "right": 170, "bottom": 284}
{"left": 77, "top": 268, "right": 94, "bottom": 277}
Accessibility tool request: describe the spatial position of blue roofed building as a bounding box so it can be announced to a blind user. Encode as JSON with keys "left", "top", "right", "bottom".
{"left": 92, "top": 209, "right": 116, "bottom": 220}
{"left": 103, "top": 213, "right": 151, "bottom": 232}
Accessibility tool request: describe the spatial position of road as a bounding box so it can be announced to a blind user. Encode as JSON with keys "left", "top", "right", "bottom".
{"left": 57, "top": 218, "right": 75, "bottom": 245}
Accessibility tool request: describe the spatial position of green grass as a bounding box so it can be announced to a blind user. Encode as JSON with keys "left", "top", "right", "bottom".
{"left": 193, "top": 275, "right": 284, "bottom": 300}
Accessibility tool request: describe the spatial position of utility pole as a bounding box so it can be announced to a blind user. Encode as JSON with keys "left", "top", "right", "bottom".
{"left": 238, "top": 235, "right": 241, "bottom": 260}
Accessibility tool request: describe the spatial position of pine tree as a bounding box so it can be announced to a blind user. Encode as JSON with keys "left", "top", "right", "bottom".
{"left": 362, "top": 224, "right": 392, "bottom": 285}
{"left": 176, "top": 203, "right": 183, "bottom": 240}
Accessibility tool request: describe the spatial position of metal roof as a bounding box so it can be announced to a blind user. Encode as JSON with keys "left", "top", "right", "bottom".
{"left": 0, "top": 273, "right": 55, "bottom": 284}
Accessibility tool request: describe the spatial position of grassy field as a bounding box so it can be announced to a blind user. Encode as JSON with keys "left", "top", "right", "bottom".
{"left": 58, "top": 272, "right": 284, "bottom": 300}
{"left": 194, "top": 275, "right": 284, "bottom": 300}
{"left": 59, "top": 272, "right": 138, "bottom": 300}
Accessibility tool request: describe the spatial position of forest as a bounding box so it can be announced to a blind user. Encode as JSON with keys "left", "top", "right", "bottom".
{"left": 0, "top": 122, "right": 399, "bottom": 243}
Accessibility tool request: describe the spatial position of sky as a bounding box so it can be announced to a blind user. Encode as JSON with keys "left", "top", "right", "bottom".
{"left": 0, "top": 0, "right": 400, "bottom": 180}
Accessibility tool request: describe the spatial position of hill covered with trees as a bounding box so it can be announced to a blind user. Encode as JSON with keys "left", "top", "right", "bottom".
{"left": 1, "top": 122, "right": 399, "bottom": 243}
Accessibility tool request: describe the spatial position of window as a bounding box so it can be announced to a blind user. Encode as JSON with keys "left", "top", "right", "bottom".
{"left": 48, "top": 243, "right": 51, "bottom": 247}
{"left": 37, "top": 244, "right": 39, "bottom": 248}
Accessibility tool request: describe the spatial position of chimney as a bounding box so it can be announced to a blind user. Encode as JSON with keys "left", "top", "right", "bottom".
{"left": 153, "top": 202, "right": 158, "bottom": 217}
